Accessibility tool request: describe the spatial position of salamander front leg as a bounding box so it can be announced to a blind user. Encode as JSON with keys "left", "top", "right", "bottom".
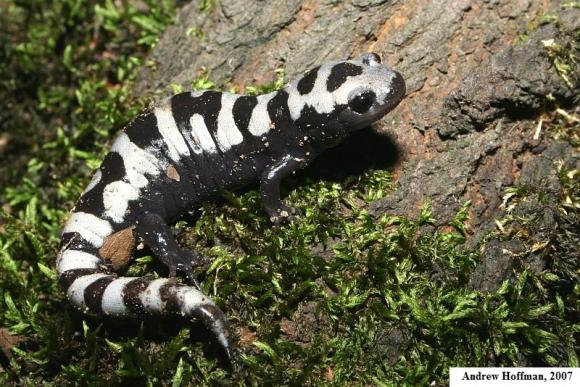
{"left": 134, "top": 212, "right": 209, "bottom": 287}
{"left": 260, "top": 154, "right": 308, "bottom": 224}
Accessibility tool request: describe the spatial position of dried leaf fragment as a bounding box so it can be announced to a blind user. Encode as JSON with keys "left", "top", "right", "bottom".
{"left": 99, "top": 226, "right": 136, "bottom": 270}
{"left": 167, "top": 164, "right": 180, "bottom": 182}
{"left": 0, "top": 328, "right": 23, "bottom": 360}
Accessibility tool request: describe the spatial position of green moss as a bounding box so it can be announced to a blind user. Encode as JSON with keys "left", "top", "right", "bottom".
{"left": 198, "top": 0, "right": 213, "bottom": 13}
{"left": 542, "top": 38, "right": 577, "bottom": 89}
{"left": 245, "top": 68, "right": 286, "bottom": 95}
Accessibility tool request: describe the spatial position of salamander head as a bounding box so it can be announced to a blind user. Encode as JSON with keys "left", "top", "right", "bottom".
{"left": 286, "top": 52, "right": 406, "bottom": 148}
{"left": 334, "top": 53, "right": 406, "bottom": 130}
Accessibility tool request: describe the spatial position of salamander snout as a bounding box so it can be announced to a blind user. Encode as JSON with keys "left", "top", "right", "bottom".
{"left": 383, "top": 70, "right": 406, "bottom": 110}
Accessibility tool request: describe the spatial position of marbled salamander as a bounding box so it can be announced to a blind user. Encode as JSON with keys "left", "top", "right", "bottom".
{"left": 57, "top": 53, "right": 405, "bottom": 359}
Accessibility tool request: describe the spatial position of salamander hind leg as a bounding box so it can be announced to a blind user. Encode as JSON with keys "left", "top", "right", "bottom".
{"left": 134, "top": 212, "right": 209, "bottom": 288}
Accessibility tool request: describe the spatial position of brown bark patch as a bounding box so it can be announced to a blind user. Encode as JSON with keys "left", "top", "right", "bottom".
{"left": 0, "top": 328, "right": 23, "bottom": 360}
{"left": 99, "top": 226, "right": 136, "bottom": 270}
{"left": 237, "top": 326, "right": 257, "bottom": 349}
{"left": 166, "top": 164, "right": 180, "bottom": 182}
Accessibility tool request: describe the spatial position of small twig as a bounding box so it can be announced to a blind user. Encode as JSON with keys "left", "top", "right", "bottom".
{"left": 556, "top": 108, "right": 579, "bottom": 124}
{"left": 214, "top": 266, "right": 220, "bottom": 296}
{"left": 533, "top": 119, "right": 543, "bottom": 140}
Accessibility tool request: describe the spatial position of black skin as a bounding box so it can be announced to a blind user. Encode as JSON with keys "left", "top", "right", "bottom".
{"left": 133, "top": 151, "right": 315, "bottom": 285}
{"left": 131, "top": 147, "right": 315, "bottom": 285}
{"left": 131, "top": 119, "right": 326, "bottom": 286}
{"left": 134, "top": 212, "right": 209, "bottom": 288}
{"left": 260, "top": 153, "right": 312, "bottom": 222}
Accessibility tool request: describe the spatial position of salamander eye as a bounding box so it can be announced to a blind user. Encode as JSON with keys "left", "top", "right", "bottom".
{"left": 348, "top": 91, "right": 376, "bottom": 114}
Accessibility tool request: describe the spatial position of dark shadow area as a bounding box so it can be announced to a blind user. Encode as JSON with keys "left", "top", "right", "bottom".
{"left": 75, "top": 312, "right": 232, "bottom": 367}
{"left": 293, "top": 126, "right": 401, "bottom": 183}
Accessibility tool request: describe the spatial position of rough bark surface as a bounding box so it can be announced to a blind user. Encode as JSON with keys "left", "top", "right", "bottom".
{"left": 135, "top": 0, "right": 578, "bottom": 360}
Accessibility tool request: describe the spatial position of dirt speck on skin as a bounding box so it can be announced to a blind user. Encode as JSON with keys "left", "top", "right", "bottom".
{"left": 167, "top": 164, "right": 180, "bottom": 182}
{"left": 99, "top": 226, "right": 136, "bottom": 270}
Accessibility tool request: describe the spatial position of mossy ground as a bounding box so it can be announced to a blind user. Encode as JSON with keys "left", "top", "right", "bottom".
{"left": 0, "top": 1, "right": 578, "bottom": 385}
